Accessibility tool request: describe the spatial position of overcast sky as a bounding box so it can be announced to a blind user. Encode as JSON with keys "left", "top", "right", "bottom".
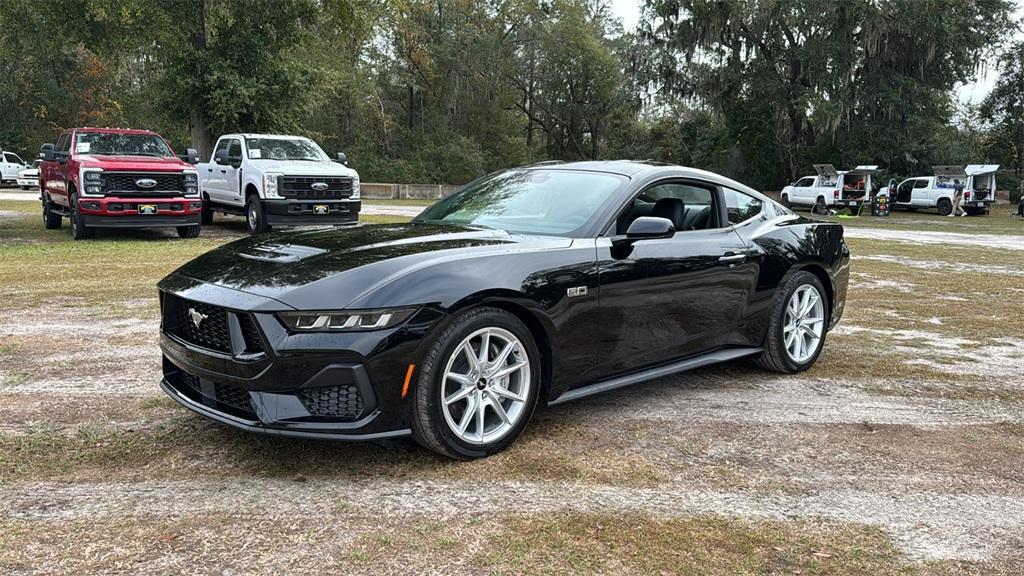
{"left": 608, "top": 0, "right": 1024, "bottom": 105}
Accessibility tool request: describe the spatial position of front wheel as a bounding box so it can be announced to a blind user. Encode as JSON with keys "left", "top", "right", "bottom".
{"left": 755, "top": 271, "right": 829, "bottom": 373}
{"left": 780, "top": 194, "right": 791, "bottom": 208}
{"left": 177, "top": 224, "right": 201, "bottom": 238}
{"left": 410, "top": 307, "right": 541, "bottom": 459}
{"left": 200, "top": 202, "right": 213, "bottom": 225}
{"left": 246, "top": 195, "right": 271, "bottom": 234}
{"left": 69, "top": 193, "right": 95, "bottom": 240}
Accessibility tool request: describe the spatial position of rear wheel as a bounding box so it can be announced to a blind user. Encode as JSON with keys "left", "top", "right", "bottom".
{"left": 42, "top": 196, "right": 61, "bottom": 229}
{"left": 410, "top": 307, "right": 540, "bottom": 459}
{"left": 937, "top": 198, "right": 952, "bottom": 216}
{"left": 246, "top": 194, "right": 271, "bottom": 234}
{"left": 756, "top": 271, "right": 829, "bottom": 374}
{"left": 177, "top": 224, "right": 201, "bottom": 238}
{"left": 69, "top": 193, "right": 94, "bottom": 240}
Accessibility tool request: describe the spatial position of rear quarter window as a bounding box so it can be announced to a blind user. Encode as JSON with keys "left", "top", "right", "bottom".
{"left": 723, "top": 188, "right": 764, "bottom": 225}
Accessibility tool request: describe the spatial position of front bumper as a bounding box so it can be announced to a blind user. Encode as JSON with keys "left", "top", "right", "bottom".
{"left": 79, "top": 195, "right": 203, "bottom": 228}
{"left": 16, "top": 177, "right": 38, "bottom": 187}
{"left": 264, "top": 199, "right": 361, "bottom": 226}
{"left": 157, "top": 277, "right": 439, "bottom": 440}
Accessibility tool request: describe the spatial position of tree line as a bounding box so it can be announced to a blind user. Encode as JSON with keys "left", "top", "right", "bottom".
{"left": 0, "top": 0, "right": 1021, "bottom": 194}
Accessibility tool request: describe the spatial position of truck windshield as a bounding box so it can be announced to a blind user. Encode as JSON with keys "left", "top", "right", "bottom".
{"left": 413, "top": 169, "right": 625, "bottom": 237}
{"left": 75, "top": 132, "right": 173, "bottom": 157}
{"left": 245, "top": 138, "right": 327, "bottom": 161}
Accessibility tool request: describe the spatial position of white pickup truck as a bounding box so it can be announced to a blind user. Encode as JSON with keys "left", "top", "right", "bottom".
{"left": 884, "top": 165, "right": 998, "bottom": 216}
{"left": 780, "top": 164, "right": 877, "bottom": 214}
{"left": 197, "top": 133, "right": 361, "bottom": 233}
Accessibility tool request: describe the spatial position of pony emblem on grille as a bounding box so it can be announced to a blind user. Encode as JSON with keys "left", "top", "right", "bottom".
{"left": 188, "top": 307, "right": 208, "bottom": 329}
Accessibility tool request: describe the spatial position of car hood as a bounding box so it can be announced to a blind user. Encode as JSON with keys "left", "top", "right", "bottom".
{"left": 76, "top": 155, "right": 190, "bottom": 171}
{"left": 168, "top": 224, "right": 572, "bottom": 308}
{"left": 18, "top": 169, "right": 38, "bottom": 177}
{"left": 249, "top": 160, "right": 356, "bottom": 177}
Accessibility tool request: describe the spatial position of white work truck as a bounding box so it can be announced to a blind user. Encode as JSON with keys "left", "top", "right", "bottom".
{"left": 780, "top": 164, "right": 877, "bottom": 214}
{"left": 0, "top": 149, "right": 30, "bottom": 185}
{"left": 888, "top": 165, "right": 997, "bottom": 216}
{"left": 197, "top": 133, "right": 361, "bottom": 233}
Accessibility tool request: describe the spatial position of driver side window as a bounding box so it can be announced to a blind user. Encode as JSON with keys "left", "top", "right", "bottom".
{"left": 617, "top": 181, "right": 717, "bottom": 234}
{"left": 228, "top": 139, "right": 242, "bottom": 162}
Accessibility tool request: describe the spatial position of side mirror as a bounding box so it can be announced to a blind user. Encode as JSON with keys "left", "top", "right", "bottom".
{"left": 335, "top": 152, "right": 347, "bottom": 165}
{"left": 40, "top": 143, "right": 54, "bottom": 161}
{"left": 214, "top": 149, "right": 229, "bottom": 165}
{"left": 186, "top": 148, "right": 199, "bottom": 165}
{"left": 613, "top": 216, "right": 676, "bottom": 247}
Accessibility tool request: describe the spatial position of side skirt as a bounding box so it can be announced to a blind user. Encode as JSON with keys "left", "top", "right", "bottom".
{"left": 547, "top": 347, "right": 763, "bottom": 406}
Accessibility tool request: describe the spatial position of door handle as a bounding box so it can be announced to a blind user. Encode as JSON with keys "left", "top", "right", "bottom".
{"left": 207, "top": 168, "right": 213, "bottom": 172}
{"left": 719, "top": 253, "right": 746, "bottom": 265}
{"left": 220, "top": 169, "right": 226, "bottom": 174}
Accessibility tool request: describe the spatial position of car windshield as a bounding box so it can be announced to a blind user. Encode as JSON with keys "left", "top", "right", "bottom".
{"left": 414, "top": 169, "right": 626, "bottom": 236}
{"left": 245, "top": 138, "right": 327, "bottom": 161}
{"left": 75, "top": 132, "right": 173, "bottom": 157}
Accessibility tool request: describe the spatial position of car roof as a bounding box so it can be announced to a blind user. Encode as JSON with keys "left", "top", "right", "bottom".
{"left": 224, "top": 133, "right": 311, "bottom": 139}
{"left": 524, "top": 160, "right": 766, "bottom": 199}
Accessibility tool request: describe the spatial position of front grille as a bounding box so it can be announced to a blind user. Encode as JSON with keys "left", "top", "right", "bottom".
{"left": 104, "top": 172, "right": 184, "bottom": 196}
{"left": 172, "top": 300, "right": 231, "bottom": 353}
{"left": 297, "top": 385, "right": 363, "bottom": 420}
{"left": 280, "top": 176, "right": 353, "bottom": 200}
{"left": 171, "top": 369, "right": 255, "bottom": 415}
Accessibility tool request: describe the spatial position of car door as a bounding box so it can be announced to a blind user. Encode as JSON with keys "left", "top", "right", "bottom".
{"left": 791, "top": 177, "right": 815, "bottom": 205}
{"left": 594, "top": 180, "right": 759, "bottom": 376}
{"left": 45, "top": 133, "right": 72, "bottom": 207}
{"left": 1, "top": 152, "right": 24, "bottom": 181}
{"left": 911, "top": 178, "right": 931, "bottom": 206}
{"left": 223, "top": 138, "right": 244, "bottom": 205}
{"left": 203, "top": 138, "right": 230, "bottom": 203}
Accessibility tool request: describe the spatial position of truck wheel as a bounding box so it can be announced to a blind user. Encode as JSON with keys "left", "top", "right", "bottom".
{"left": 42, "top": 196, "right": 62, "bottom": 229}
{"left": 246, "top": 195, "right": 271, "bottom": 234}
{"left": 70, "top": 193, "right": 95, "bottom": 240}
{"left": 780, "top": 194, "right": 791, "bottom": 208}
{"left": 200, "top": 202, "right": 213, "bottom": 225}
{"left": 937, "top": 198, "right": 952, "bottom": 216}
{"left": 177, "top": 224, "right": 201, "bottom": 238}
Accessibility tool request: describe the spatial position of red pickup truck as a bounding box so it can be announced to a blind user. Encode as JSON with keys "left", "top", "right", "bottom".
{"left": 39, "top": 128, "right": 202, "bottom": 239}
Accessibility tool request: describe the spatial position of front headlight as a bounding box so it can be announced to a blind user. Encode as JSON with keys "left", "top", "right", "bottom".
{"left": 81, "top": 168, "right": 104, "bottom": 195}
{"left": 351, "top": 175, "right": 360, "bottom": 200}
{"left": 263, "top": 172, "right": 283, "bottom": 199}
{"left": 278, "top": 308, "right": 417, "bottom": 332}
{"left": 182, "top": 170, "right": 199, "bottom": 197}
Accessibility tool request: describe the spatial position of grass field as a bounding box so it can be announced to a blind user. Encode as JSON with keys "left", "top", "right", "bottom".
{"left": 1, "top": 199, "right": 1023, "bottom": 575}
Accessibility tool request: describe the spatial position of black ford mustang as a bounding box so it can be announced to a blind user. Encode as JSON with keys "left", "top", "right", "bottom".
{"left": 158, "top": 161, "right": 849, "bottom": 458}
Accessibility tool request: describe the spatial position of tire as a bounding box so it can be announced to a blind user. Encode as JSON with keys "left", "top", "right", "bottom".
{"left": 21, "top": 185, "right": 29, "bottom": 190}
{"left": 755, "top": 271, "right": 830, "bottom": 374}
{"left": 849, "top": 206, "right": 859, "bottom": 216}
{"left": 937, "top": 198, "right": 952, "bottom": 216}
{"left": 69, "top": 193, "right": 95, "bottom": 240}
{"left": 177, "top": 224, "right": 201, "bottom": 238}
{"left": 200, "top": 201, "right": 213, "bottom": 225}
{"left": 780, "top": 194, "right": 791, "bottom": 209}
{"left": 410, "top": 307, "right": 541, "bottom": 459}
{"left": 246, "top": 194, "right": 271, "bottom": 234}
{"left": 42, "top": 196, "right": 61, "bottom": 229}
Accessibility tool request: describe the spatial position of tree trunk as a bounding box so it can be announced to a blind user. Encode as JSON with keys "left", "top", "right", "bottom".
{"left": 188, "top": 0, "right": 214, "bottom": 159}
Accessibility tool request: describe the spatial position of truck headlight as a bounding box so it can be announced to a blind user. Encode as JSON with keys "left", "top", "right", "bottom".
{"left": 183, "top": 170, "right": 199, "bottom": 197}
{"left": 278, "top": 308, "right": 417, "bottom": 332}
{"left": 263, "top": 173, "right": 283, "bottom": 199}
{"left": 351, "top": 175, "right": 360, "bottom": 200}
{"left": 81, "top": 169, "right": 104, "bottom": 196}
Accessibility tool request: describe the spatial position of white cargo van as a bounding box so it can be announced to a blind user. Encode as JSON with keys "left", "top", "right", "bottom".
{"left": 780, "top": 164, "right": 877, "bottom": 214}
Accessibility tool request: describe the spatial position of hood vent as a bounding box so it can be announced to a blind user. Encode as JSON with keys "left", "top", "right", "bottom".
{"left": 239, "top": 243, "right": 327, "bottom": 264}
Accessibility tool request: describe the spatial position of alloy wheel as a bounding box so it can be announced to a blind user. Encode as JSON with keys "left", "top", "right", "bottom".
{"left": 440, "top": 327, "right": 531, "bottom": 445}
{"left": 783, "top": 284, "right": 825, "bottom": 363}
{"left": 248, "top": 202, "right": 258, "bottom": 230}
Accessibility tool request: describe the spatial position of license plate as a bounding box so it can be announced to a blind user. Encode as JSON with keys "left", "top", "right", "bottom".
{"left": 138, "top": 204, "right": 158, "bottom": 215}
{"left": 313, "top": 204, "right": 330, "bottom": 215}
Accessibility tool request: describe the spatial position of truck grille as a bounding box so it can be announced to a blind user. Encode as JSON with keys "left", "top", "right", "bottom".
{"left": 280, "top": 176, "right": 353, "bottom": 200}
{"left": 104, "top": 172, "right": 184, "bottom": 197}
{"left": 164, "top": 295, "right": 266, "bottom": 356}
{"left": 296, "top": 385, "right": 364, "bottom": 420}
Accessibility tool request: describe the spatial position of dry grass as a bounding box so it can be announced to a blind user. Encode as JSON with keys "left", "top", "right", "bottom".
{"left": 1, "top": 512, "right": 988, "bottom": 576}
